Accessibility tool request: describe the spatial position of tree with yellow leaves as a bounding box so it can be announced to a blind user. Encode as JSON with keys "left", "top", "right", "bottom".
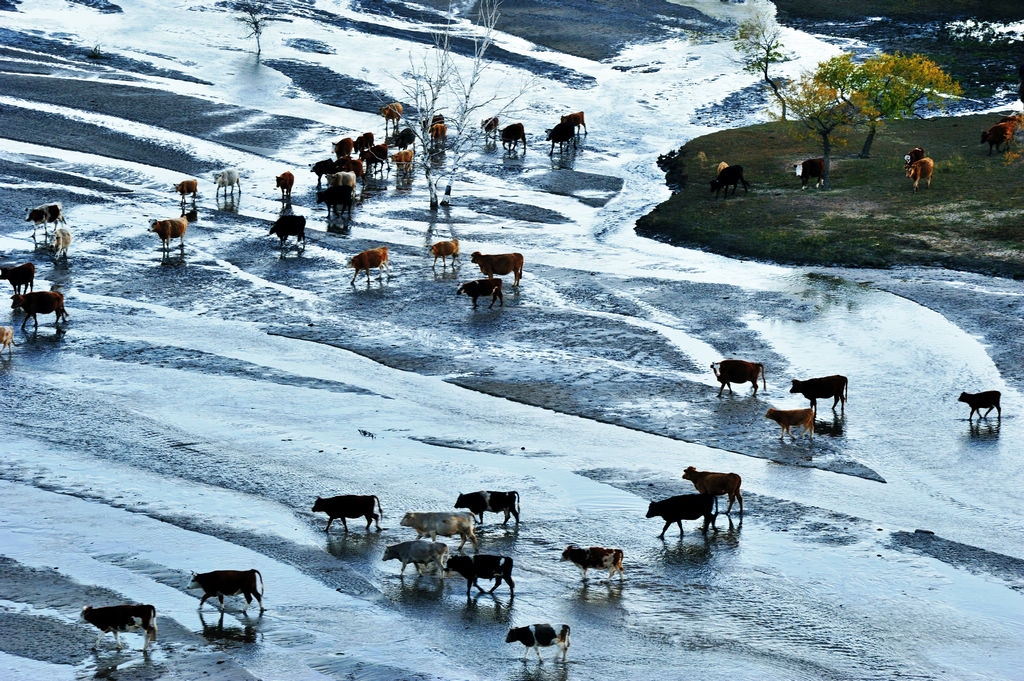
{"left": 816, "top": 52, "right": 961, "bottom": 158}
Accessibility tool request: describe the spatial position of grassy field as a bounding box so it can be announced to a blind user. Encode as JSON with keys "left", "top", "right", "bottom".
{"left": 635, "top": 113, "right": 1024, "bottom": 278}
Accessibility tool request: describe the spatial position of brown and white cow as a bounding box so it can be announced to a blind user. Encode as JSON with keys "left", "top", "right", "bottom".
{"left": 790, "top": 375, "right": 848, "bottom": 414}
{"left": 81, "top": 604, "right": 157, "bottom": 651}
{"left": 711, "top": 359, "right": 766, "bottom": 397}
{"left": 765, "top": 407, "right": 815, "bottom": 440}
{"left": 188, "top": 569, "right": 265, "bottom": 613}
{"left": 681, "top": 465, "right": 743, "bottom": 515}
{"left": 349, "top": 246, "right": 389, "bottom": 284}
{"left": 560, "top": 545, "right": 624, "bottom": 581}
{"left": 470, "top": 251, "right": 523, "bottom": 286}
{"left": 904, "top": 146, "right": 925, "bottom": 170}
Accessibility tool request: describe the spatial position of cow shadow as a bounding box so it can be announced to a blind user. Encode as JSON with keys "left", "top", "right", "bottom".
{"left": 199, "top": 611, "right": 261, "bottom": 644}
{"left": 382, "top": 572, "right": 447, "bottom": 604}
{"left": 159, "top": 250, "right": 187, "bottom": 267}
{"left": 459, "top": 591, "right": 512, "bottom": 624}
{"left": 326, "top": 214, "right": 351, "bottom": 235}
{"left": 573, "top": 579, "right": 624, "bottom": 603}
{"left": 216, "top": 195, "right": 239, "bottom": 213}
{"left": 515, "top": 664, "right": 570, "bottom": 681}
{"left": 88, "top": 649, "right": 156, "bottom": 675}
{"left": 433, "top": 267, "right": 460, "bottom": 281}
{"left": 549, "top": 148, "right": 580, "bottom": 170}
{"left": 968, "top": 419, "right": 1001, "bottom": 440}
{"left": 814, "top": 413, "right": 845, "bottom": 437}
{"left": 325, "top": 530, "right": 381, "bottom": 559}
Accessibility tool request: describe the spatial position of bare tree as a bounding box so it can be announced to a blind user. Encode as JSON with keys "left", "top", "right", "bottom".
{"left": 395, "top": 0, "right": 531, "bottom": 210}
{"left": 734, "top": 10, "right": 792, "bottom": 120}
{"left": 236, "top": 1, "right": 271, "bottom": 59}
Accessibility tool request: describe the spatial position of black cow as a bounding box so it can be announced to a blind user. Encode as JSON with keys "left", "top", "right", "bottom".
{"left": 316, "top": 185, "right": 353, "bottom": 218}
{"left": 545, "top": 120, "right": 577, "bottom": 154}
{"left": 454, "top": 490, "right": 520, "bottom": 525}
{"left": 958, "top": 390, "right": 1001, "bottom": 420}
{"left": 310, "top": 158, "right": 340, "bottom": 187}
{"left": 790, "top": 375, "right": 848, "bottom": 414}
{"left": 710, "top": 165, "right": 749, "bottom": 198}
{"left": 445, "top": 554, "right": 515, "bottom": 597}
{"left": 188, "top": 569, "right": 264, "bottom": 613}
{"left": 456, "top": 278, "right": 503, "bottom": 309}
{"left": 395, "top": 126, "right": 416, "bottom": 150}
{"left": 645, "top": 493, "right": 716, "bottom": 539}
{"left": 269, "top": 215, "right": 306, "bottom": 249}
{"left": 312, "top": 494, "right": 383, "bottom": 532}
{"left": 81, "top": 604, "right": 157, "bottom": 651}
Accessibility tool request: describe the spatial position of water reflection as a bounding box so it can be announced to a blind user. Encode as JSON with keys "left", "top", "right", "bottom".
{"left": 814, "top": 413, "right": 845, "bottom": 437}
{"left": 216, "top": 195, "right": 239, "bottom": 213}
{"left": 199, "top": 610, "right": 261, "bottom": 644}
{"left": 968, "top": 419, "right": 1000, "bottom": 440}
{"left": 461, "top": 592, "right": 512, "bottom": 623}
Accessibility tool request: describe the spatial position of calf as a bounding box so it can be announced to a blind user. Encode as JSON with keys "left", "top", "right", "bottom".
{"left": 81, "top": 604, "right": 157, "bottom": 651}
{"left": 765, "top": 407, "right": 815, "bottom": 441}
{"left": 710, "top": 165, "right": 749, "bottom": 198}
{"left": 546, "top": 120, "right": 577, "bottom": 154}
{"left": 470, "top": 251, "right": 523, "bottom": 286}
{"left": 904, "top": 146, "right": 925, "bottom": 170}
{"left": 269, "top": 215, "right": 306, "bottom": 249}
{"left": 981, "top": 122, "right": 1014, "bottom": 154}
{"left": 52, "top": 226, "right": 72, "bottom": 261}
{"left": 456, "top": 278, "right": 503, "bottom": 309}
{"left": 711, "top": 359, "right": 766, "bottom": 397}
{"left": 454, "top": 490, "right": 520, "bottom": 525}
{"left": 429, "top": 239, "right": 459, "bottom": 267}
{"left": 317, "top": 184, "right": 354, "bottom": 219}
{"left": 506, "top": 624, "right": 570, "bottom": 662}
{"left": 382, "top": 539, "right": 449, "bottom": 575}
{"left": 311, "top": 158, "right": 340, "bottom": 187}
{"left": 501, "top": 123, "right": 526, "bottom": 152}
{"left": 560, "top": 545, "right": 624, "bottom": 581}
{"left": 0, "top": 326, "right": 13, "bottom": 355}
{"left": 11, "top": 291, "right": 68, "bottom": 330}
{"left": 790, "top": 375, "right": 848, "bottom": 413}
{"left": 1, "top": 263, "right": 35, "bottom": 295}
{"left": 682, "top": 465, "right": 743, "bottom": 515}
{"left": 275, "top": 171, "right": 294, "bottom": 200}
{"left": 174, "top": 179, "right": 198, "bottom": 203}
{"left": 400, "top": 511, "right": 478, "bottom": 551}
{"left": 150, "top": 217, "right": 188, "bottom": 252}
{"left": 958, "top": 390, "right": 1001, "bottom": 420}
{"left": 906, "top": 157, "right": 934, "bottom": 192}
{"left": 794, "top": 158, "right": 825, "bottom": 189}
{"left": 349, "top": 246, "right": 389, "bottom": 284}
{"left": 445, "top": 554, "right": 515, "bottom": 597}
{"left": 312, "top": 494, "right": 383, "bottom": 532}
{"left": 561, "top": 111, "right": 587, "bottom": 135}
{"left": 25, "top": 202, "right": 66, "bottom": 237}
{"left": 188, "top": 569, "right": 265, "bottom": 613}
{"left": 645, "top": 493, "right": 716, "bottom": 539}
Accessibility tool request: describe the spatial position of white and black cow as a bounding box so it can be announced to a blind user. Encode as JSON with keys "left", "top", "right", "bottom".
{"left": 645, "top": 493, "right": 716, "bottom": 539}
{"left": 81, "top": 604, "right": 157, "bottom": 651}
{"left": 505, "top": 624, "right": 571, "bottom": 661}
{"left": 445, "top": 554, "right": 515, "bottom": 597}
{"left": 454, "top": 490, "right": 520, "bottom": 525}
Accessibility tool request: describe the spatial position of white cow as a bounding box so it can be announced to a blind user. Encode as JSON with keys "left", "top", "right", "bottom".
{"left": 52, "top": 226, "right": 72, "bottom": 261}
{"left": 214, "top": 168, "right": 241, "bottom": 198}
{"left": 400, "top": 511, "right": 478, "bottom": 551}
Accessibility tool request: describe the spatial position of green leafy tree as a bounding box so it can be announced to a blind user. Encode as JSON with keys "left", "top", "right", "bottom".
{"left": 734, "top": 11, "right": 792, "bottom": 120}
{"left": 782, "top": 72, "right": 867, "bottom": 189}
{"left": 816, "top": 52, "right": 962, "bottom": 158}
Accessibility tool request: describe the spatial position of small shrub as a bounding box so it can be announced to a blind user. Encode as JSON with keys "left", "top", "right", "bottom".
{"left": 86, "top": 44, "right": 105, "bottom": 60}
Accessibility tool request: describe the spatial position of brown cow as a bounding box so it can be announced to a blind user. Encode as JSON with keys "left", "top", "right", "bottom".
{"left": 482, "top": 116, "right": 499, "bottom": 140}
{"left": 470, "top": 251, "right": 523, "bottom": 286}
{"left": 765, "top": 408, "right": 815, "bottom": 441}
{"left": 430, "top": 123, "right": 448, "bottom": 147}
{"left": 711, "top": 359, "right": 766, "bottom": 397}
{"left": 150, "top": 217, "right": 188, "bottom": 252}
{"left": 391, "top": 149, "right": 414, "bottom": 174}
{"left": 11, "top": 291, "right": 68, "bottom": 330}
{"left": 188, "top": 569, "right": 265, "bottom": 613}
{"left": 981, "top": 122, "right": 1015, "bottom": 154}
{"left": 906, "top": 157, "right": 934, "bottom": 192}
{"left": 904, "top": 146, "right": 925, "bottom": 170}
{"left": 354, "top": 132, "right": 375, "bottom": 154}
{"left": 429, "top": 239, "right": 459, "bottom": 267}
{"left": 501, "top": 123, "right": 526, "bottom": 152}
{"left": 560, "top": 545, "right": 624, "bottom": 581}
{"left": 794, "top": 158, "right": 825, "bottom": 189}
{"left": 350, "top": 246, "right": 389, "bottom": 284}
{"left": 0, "top": 325, "right": 14, "bottom": 355}
{"left": 457, "top": 278, "right": 503, "bottom": 309}
{"left": 334, "top": 137, "right": 355, "bottom": 158}
{"left": 174, "top": 179, "right": 198, "bottom": 202}
{"left": 681, "top": 465, "right": 743, "bottom": 515}
{"left": 336, "top": 157, "right": 365, "bottom": 179}
{"left": 1, "top": 262, "right": 35, "bottom": 295}
{"left": 958, "top": 390, "right": 1001, "bottom": 420}
{"left": 380, "top": 102, "right": 403, "bottom": 137}
{"left": 275, "top": 171, "right": 294, "bottom": 200}
{"left": 81, "top": 604, "right": 157, "bottom": 651}
{"left": 361, "top": 144, "right": 390, "bottom": 175}
{"left": 561, "top": 111, "right": 587, "bottom": 135}
{"left": 790, "top": 375, "right": 848, "bottom": 414}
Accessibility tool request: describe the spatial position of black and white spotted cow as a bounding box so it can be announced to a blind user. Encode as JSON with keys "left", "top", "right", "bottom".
{"left": 454, "top": 490, "right": 520, "bottom": 525}
{"left": 505, "top": 624, "right": 571, "bottom": 661}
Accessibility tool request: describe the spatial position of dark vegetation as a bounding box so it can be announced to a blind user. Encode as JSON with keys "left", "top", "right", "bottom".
{"left": 636, "top": 114, "right": 1024, "bottom": 278}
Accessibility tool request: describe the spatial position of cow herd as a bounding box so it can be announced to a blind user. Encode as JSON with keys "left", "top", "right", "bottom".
{"left": 711, "top": 112, "right": 1023, "bottom": 198}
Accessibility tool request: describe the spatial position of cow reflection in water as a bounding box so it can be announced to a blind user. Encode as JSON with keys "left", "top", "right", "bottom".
{"left": 199, "top": 611, "right": 260, "bottom": 644}
{"left": 969, "top": 420, "right": 1000, "bottom": 440}
{"left": 216, "top": 195, "right": 239, "bottom": 213}
{"left": 814, "top": 413, "right": 845, "bottom": 437}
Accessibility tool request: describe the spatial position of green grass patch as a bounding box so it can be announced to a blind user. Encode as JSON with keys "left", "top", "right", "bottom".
{"left": 635, "top": 114, "right": 1024, "bottom": 278}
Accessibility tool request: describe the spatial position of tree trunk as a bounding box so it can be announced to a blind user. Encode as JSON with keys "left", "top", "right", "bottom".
{"left": 822, "top": 134, "right": 832, "bottom": 190}
{"left": 859, "top": 124, "right": 877, "bottom": 158}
